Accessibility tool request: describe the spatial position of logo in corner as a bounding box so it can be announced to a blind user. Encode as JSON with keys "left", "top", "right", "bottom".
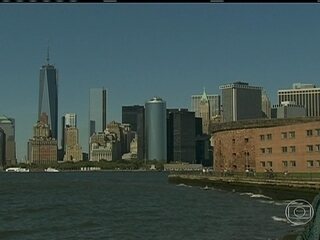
{"left": 285, "top": 199, "right": 314, "bottom": 225}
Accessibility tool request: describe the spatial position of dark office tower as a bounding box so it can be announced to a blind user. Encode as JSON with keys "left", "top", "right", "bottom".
{"left": 122, "top": 105, "right": 145, "bottom": 160}
{"left": 220, "top": 81, "right": 262, "bottom": 122}
{"left": 0, "top": 116, "right": 16, "bottom": 166}
{"left": 167, "top": 109, "right": 195, "bottom": 164}
{"left": 38, "top": 49, "right": 58, "bottom": 140}
{"left": 0, "top": 128, "right": 5, "bottom": 167}
{"left": 89, "top": 88, "right": 107, "bottom": 138}
{"left": 145, "top": 97, "right": 167, "bottom": 162}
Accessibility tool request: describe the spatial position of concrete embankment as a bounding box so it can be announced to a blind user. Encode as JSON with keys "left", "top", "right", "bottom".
{"left": 168, "top": 174, "right": 320, "bottom": 201}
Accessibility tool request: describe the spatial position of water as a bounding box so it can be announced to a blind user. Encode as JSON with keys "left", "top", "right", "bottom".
{"left": 0, "top": 172, "right": 300, "bottom": 240}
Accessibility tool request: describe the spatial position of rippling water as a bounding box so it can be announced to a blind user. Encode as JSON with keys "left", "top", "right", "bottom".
{"left": 0, "top": 172, "right": 300, "bottom": 240}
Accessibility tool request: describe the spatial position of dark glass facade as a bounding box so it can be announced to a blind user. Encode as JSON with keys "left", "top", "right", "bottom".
{"left": 38, "top": 63, "right": 58, "bottom": 140}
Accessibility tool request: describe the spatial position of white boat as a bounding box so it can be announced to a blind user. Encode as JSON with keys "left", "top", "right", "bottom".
{"left": 44, "top": 167, "right": 59, "bottom": 172}
{"left": 202, "top": 185, "right": 210, "bottom": 190}
{"left": 5, "top": 167, "right": 30, "bottom": 172}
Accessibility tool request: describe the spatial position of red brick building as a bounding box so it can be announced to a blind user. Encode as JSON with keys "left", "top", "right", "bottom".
{"left": 212, "top": 118, "right": 320, "bottom": 173}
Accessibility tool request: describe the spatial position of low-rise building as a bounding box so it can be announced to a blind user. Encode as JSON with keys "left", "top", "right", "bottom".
{"left": 212, "top": 118, "right": 320, "bottom": 173}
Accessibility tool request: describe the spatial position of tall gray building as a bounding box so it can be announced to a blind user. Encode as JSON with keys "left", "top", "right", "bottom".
{"left": 278, "top": 83, "right": 320, "bottom": 117}
{"left": 145, "top": 97, "right": 167, "bottom": 162}
{"left": 38, "top": 50, "right": 58, "bottom": 140}
{"left": 220, "top": 81, "right": 262, "bottom": 122}
{"left": 0, "top": 128, "right": 5, "bottom": 167}
{"left": 0, "top": 116, "right": 16, "bottom": 166}
{"left": 191, "top": 89, "right": 221, "bottom": 118}
{"left": 89, "top": 88, "right": 107, "bottom": 137}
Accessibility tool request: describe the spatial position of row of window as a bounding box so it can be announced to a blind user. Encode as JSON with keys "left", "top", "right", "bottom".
{"left": 281, "top": 131, "right": 295, "bottom": 139}
{"left": 260, "top": 134, "right": 272, "bottom": 141}
{"left": 306, "top": 129, "right": 320, "bottom": 137}
{"left": 260, "top": 145, "right": 320, "bottom": 154}
{"left": 260, "top": 160, "right": 320, "bottom": 168}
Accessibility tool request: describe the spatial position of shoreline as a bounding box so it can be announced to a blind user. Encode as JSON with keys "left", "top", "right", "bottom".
{"left": 168, "top": 173, "right": 319, "bottom": 202}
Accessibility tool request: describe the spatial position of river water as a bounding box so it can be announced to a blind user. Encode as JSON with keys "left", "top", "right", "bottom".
{"left": 0, "top": 172, "right": 302, "bottom": 240}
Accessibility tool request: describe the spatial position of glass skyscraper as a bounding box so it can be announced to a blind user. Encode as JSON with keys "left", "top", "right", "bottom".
{"left": 89, "top": 88, "right": 107, "bottom": 138}
{"left": 38, "top": 52, "right": 58, "bottom": 140}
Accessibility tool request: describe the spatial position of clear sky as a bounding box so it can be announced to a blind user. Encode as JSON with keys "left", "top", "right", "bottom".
{"left": 1, "top": 4, "right": 320, "bottom": 161}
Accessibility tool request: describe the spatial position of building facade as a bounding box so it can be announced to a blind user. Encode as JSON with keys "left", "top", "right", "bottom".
{"left": 122, "top": 105, "right": 145, "bottom": 160}
{"left": 63, "top": 127, "right": 82, "bottom": 162}
{"left": 145, "top": 97, "right": 167, "bottom": 161}
{"left": 220, "top": 81, "right": 262, "bottom": 122}
{"left": 212, "top": 118, "right": 320, "bottom": 173}
{"left": 89, "top": 88, "right": 107, "bottom": 138}
{"left": 262, "top": 90, "right": 271, "bottom": 118}
{"left": 0, "top": 128, "right": 5, "bottom": 167}
{"left": 167, "top": 109, "right": 196, "bottom": 164}
{"left": 191, "top": 89, "right": 221, "bottom": 118}
{"left": 89, "top": 130, "right": 119, "bottom": 161}
{"left": 0, "top": 115, "right": 16, "bottom": 166}
{"left": 272, "top": 101, "right": 306, "bottom": 119}
{"left": 61, "top": 113, "right": 77, "bottom": 155}
{"left": 278, "top": 83, "right": 320, "bottom": 117}
{"left": 38, "top": 52, "right": 58, "bottom": 140}
{"left": 28, "top": 113, "right": 57, "bottom": 164}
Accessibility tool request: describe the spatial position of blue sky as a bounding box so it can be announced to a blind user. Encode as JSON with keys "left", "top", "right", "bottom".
{"left": 1, "top": 4, "right": 320, "bottom": 161}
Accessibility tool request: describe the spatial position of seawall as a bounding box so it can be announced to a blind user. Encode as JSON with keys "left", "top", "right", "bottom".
{"left": 168, "top": 174, "right": 320, "bottom": 202}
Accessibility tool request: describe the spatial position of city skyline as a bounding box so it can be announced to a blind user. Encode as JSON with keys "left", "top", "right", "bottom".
{"left": 1, "top": 4, "right": 320, "bottom": 161}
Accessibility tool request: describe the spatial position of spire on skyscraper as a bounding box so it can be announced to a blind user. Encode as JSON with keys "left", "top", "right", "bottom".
{"left": 201, "top": 87, "right": 208, "bottom": 102}
{"left": 46, "top": 46, "right": 50, "bottom": 64}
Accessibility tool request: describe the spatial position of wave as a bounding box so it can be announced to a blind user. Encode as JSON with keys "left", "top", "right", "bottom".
{"left": 250, "top": 194, "right": 272, "bottom": 200}
{"left": 239, "top": 192, "right": 254, "bottom": 196}
{"left": 258, "top": 200, "right": 275, "bottom": 205}
{"left": 272, "top": 216, "right": 289, "bottom": 223}
{"left": 176, "top": 183, "right": 192, "bottom": 188}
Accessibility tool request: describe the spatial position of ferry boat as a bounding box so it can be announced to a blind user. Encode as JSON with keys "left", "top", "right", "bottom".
{"left": 44, "top": 167, "right": 59, "bottom": 172}
{"left": 5, "top": 167, "right": 30, "bottom": 172}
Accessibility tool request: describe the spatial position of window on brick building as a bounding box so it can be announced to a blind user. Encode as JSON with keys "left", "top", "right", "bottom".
{"left": 307, "top": 160, "right": 314, "bottom": 167}
{"left": 281, "top": 132, "right": 287, "bottom": 139}
{"left": 245, "top": 138, "right": 249, "bottom": 143}
{"left": 316, "top": 129, "right": 320, "bottom": 136}
{"left": 290, "top": 161, "right": 296, "bottom": 167}
{"left": 282, "top": 161, "right": 288, "bottom": 167}
{"left": 282, "top": 146, "right": 288, "bottom": 153}
{"left": 316, "top": 160, "right": 320, "bottom": 167}
{"left": 289, "top": 131, "right": 295, "bottom": 139}
{"left": 232, "top": 139, "right": 235, "bottom": 144}
{"left": 260, "top": 148, "right": 265, "bottom": 154}
{"left": 267, "top": 161, "right": 273, "bottom": 167}
{"left": 260, "top": 135, "right": 265, "bottom": 141}
{"left": 307, "top": 130, "right": 313, "bottom": 136}
{"left": 260, "top": 161, "right": 266, "bottom": 167}
{"left": 267, "top": 134, "right": 272, "bottom": 140}
{"left": 307, "top": 145, "right": 313, "bottom": 152}
{"left": 267, "top": 148, "right": 272, "bottom": 154}
{"left": 315, "top": 144, "right": 320, "bottom": 152}
{"left": 290, "top": 146, "right": 296, "bottom": 153}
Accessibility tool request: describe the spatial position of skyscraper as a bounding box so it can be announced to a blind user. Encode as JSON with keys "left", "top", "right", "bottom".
{"left": 0, "top": 128, "right": 5, "bottom": 167}
{"left": 191, "top": 90, "right": 221, "bottom": 118}
{"left": 278, "top": 83, "right": 320, "bottom": 117}
{"left": 220, "top": 81, "right": 262, "bottom": 122}
{"left": 167, "top": 109, "right": 196, "bottom": 163}
{"left": 145, "top": 97, "right": 167, "bottom": 162}
{"left": 0, "top": 116, "right": 16, "bottom": 166}
{"left": 38, "top": 49, "right": 58, "bottom": 140}
{"left": 61, "top": 113, "right": 77, "bottom": 155}
{"left": 89, "top": 88, "right": 107, "bottom": 138}
{"left": 262, "top": 90, "right": 271, "bottom": 119}
{"left": 198, "top": 90, "right": 211, "bottom": 134}
{"left": 122, "top": 105, "right": 145, "bottom": 160}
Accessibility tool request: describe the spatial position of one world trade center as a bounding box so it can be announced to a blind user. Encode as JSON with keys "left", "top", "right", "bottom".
{"left": 38, "top": 49, "right": 58, "bottom": 140}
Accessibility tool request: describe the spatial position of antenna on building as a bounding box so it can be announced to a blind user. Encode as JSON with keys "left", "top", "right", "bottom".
{"left": 46, "top": 46, "right": 50, "bottom": 64}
